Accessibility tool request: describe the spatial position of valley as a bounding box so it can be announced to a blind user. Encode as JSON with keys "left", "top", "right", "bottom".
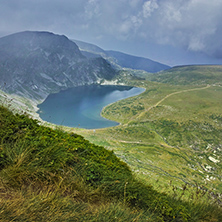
{"left": 66, "top": 67, "right": 222, "bottom": 196}
{"left": 1, "top": 63, "right": 221, "bottom": 196}
{"left": 0, "top": 31, "right": 221, "bottom": 220}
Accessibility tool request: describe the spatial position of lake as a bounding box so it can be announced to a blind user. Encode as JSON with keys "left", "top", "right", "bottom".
{"left": 37, "top": 85, "right": 145, "bottom": 129}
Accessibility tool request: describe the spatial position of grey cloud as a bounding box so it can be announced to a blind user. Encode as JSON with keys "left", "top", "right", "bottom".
{"left": 0, "top": 0, "right": 222, "bottom": 63}
{"left": 142, "top": 0, "right": 159, "bottom": 18}
{"left": 137, "top": 0, "right": 222, "bottom": 57}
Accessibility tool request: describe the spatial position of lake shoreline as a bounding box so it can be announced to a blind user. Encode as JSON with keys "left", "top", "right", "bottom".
{"left": 37, "top": 85, "right": 145, "bottom": 129}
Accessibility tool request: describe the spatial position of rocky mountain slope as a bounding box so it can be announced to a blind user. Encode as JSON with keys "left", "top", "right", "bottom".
{"left": 74, "top": 39, "right": 170, "bottom": 72}
{"left": 106, "top": 50, "right": 170, "bottom": 73}
{"left": 0, "top": 31, "right": 116, "bottom": 101}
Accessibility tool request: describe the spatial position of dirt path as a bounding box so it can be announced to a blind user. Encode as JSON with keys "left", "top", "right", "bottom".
{"left": 134, "top": 84, "right": 211, "bottom": 120}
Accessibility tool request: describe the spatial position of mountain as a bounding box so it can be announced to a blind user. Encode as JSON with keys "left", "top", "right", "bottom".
{"left": 74, "top": 39, "right": 106, "bottom": 55}
{"left": 0, "top": 31, "right": 116, "bottom": 101}
{"left": 106, "top": 50, "right": 170, "bottom": 73}
{"left": 73, "top": 39, "right": 120, "bottom": 69}
{"left": 73, "top": 40, "right": 170, "bottom": 72}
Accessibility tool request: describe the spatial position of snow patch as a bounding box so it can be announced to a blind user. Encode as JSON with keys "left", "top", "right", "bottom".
{"left": 40, "top": 73, "right": 53, "bottom": 80}
{"left": 101, "top": 79, "right": 125, "bottom": 85}
{"left": 44, "top": 51, "right": 50, "bottom": 57}
{"left": 57, "top": 54, "right": 65, "bottom": 61}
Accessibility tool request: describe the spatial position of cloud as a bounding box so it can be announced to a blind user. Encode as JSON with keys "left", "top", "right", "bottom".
{"left": 142, "top": 0, "right": 159, "bottom": 18}
{"left": 119, "top": 0, "right": 222, "bottom": 58}
{"left": 145, "top": 0, "right": 222, "bottom": 57}
{"left": 84, "top": 0, "right": 101, "bottom": 19}
{"left": 0, "top": 0, "right": 222, "bottom": 59}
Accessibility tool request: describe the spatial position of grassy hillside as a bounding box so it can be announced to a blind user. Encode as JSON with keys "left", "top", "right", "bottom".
{"left": 147, "top": 65, "right": 222, "bottom": 85}
{"left": 0, "top": 106, "right": 222, "bottom": 221}
{"left": 71, "top": 66, "right": 222, "bottom": 197}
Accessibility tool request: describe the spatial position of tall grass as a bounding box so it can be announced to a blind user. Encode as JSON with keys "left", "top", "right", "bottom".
{"left": 0, "top": 105, "right": 221, "bottom": 221}
{"left": 0, "top": 186, "right": 153, "bottom": 222}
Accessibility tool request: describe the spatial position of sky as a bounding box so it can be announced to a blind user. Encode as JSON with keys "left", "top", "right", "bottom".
{"left": 0, "top": 0, "right": 222, "bottom": 66}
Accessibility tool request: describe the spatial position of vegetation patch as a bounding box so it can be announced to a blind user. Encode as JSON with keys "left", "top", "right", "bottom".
{"left": 1, "top": 106, "right": 222, "bottom": 221}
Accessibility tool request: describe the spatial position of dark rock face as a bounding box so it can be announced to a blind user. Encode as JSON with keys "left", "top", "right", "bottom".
{"left": 0, "top": 31, "right": 116, "bottom": 100}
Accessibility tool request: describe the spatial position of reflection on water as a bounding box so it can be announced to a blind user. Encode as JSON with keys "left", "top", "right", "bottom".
{"left": 38, "top": 85, "right": 145, "bottom": 129}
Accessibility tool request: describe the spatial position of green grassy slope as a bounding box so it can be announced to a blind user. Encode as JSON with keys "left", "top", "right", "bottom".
{"left": 73, "top": 66, "right": 222, "bottom": 196}
{"left": 147, "top": 65, "right": 222, "bottom": 85}
{"left": 0, "top": 106, "right": 222, "bottom": 221}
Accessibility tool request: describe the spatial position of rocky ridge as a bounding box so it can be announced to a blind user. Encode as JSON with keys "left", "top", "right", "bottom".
{"left": 0, "top": 31, "right": 116, "bottom": 102}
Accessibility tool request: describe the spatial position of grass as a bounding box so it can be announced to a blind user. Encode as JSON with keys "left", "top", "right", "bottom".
{"left": 0, "top": 186, "right": 152, "bottom": 222}
{"left": 146, "top": 65, "right": 222, "bottom": 85}
{"left": 0, "top": 105, "right": 222, "bottom": 221}
{"left": 1, "top": 65, "right": 222, "bottom": 221}
{"left": 72, "top": 66, "right": 222, "bottom": 196}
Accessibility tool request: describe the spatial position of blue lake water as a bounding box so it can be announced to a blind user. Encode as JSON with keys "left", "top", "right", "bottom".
{"left": 37, "top": 85, "right": 145, "bottom": 129}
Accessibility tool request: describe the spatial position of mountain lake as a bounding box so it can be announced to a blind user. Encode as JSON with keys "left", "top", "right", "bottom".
{"left": 37, "top": 85, "right": 145, "bottom": 129}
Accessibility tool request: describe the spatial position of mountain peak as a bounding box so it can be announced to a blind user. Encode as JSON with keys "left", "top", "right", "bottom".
{"left": 0, "top": 31, "right": 85, "bottom": 60}
{"left": 73, "top": 40, "right": 170, "bottom": 73}
{"left": 0, "top": 31, "right": 116, "bottom": 101}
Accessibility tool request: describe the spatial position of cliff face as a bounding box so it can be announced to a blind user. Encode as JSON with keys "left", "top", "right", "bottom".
{"left": 0, "top": 31, "right": 116, "bottom": 101}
